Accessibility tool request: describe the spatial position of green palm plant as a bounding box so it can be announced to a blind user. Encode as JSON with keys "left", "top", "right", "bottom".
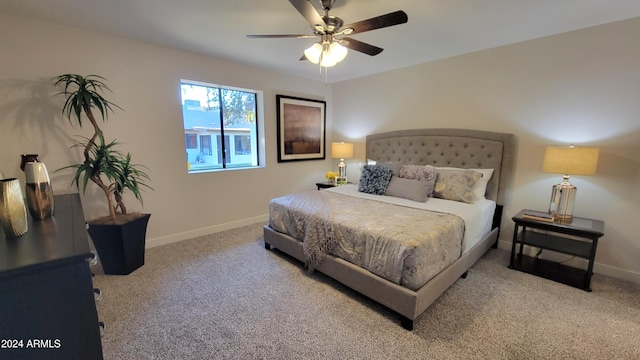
{"left": 54, "top": 74, "right": 151, "bottom": 223}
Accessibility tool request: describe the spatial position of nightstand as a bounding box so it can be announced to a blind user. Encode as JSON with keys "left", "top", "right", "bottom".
{"left": 315, "top": 181, "right": 336, "bottom": 190}
{"left": 509, "top": 209, "right": 604, "bottom": 292}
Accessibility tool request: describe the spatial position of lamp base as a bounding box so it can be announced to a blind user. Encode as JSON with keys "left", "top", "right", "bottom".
{"left": 549, "top": 180, "right": 576, "bottom": 223}
{"left": 337, "top": 159, "right": 347, "bottom": 180}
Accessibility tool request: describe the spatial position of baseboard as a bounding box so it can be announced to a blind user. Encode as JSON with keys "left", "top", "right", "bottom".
{"left": 146, "top": 214, "right": 268, "bottom": 249}
{"left": 497, "top": 239, "right": 640, "bottom": 285}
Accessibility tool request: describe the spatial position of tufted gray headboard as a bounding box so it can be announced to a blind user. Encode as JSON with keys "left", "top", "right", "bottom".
{"left": 366, "top": 128, "right": 516, "bottom": 206}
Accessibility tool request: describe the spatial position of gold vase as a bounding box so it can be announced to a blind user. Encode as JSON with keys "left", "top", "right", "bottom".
{"left": 0, "top": 178, "right": 28, "bottom": 238}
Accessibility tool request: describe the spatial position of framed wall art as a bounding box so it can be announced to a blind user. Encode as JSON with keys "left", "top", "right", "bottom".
{"left": 276, "top": 95, "right": 326, "bottom": 162}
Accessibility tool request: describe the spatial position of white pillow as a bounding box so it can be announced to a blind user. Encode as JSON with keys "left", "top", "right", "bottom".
{"left": 436, "top": 167, "right": 494, "bottom": 201}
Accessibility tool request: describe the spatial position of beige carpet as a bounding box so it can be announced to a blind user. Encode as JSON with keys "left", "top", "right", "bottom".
{"left": 92, "top": 223, "right": 640, "bottom": 360}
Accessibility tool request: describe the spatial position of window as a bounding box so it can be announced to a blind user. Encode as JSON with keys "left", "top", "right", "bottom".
{"left": 199, "top": 135, "right": 212, "bottom": 155}
{"left": 185, "top": 134, "right": 197, "bottom": 149}
{"left": 181, "top": 80, "right": 264, "bottom": 173}
{"left": 235, "top": 135, "right": 251, "bottom": 155}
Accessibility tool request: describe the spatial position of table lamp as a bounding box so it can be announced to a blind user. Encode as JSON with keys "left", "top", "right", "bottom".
{"left": 331, "top": 142, "right": 354, "bottom": 181}
{"left": 542, "top": 145, "right": 599, "bottom": 222}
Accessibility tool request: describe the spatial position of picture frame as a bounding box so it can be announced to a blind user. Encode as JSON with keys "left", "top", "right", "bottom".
{"left": 276, "top": 95, "right": 326, "bottom": 162}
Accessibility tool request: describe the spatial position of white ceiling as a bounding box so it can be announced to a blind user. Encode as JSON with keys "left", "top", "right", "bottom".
{"left": 2, "top": 0, "right": 640, "bottom": 83}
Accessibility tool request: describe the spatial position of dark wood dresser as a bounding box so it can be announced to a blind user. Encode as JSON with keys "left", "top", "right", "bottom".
{"left": 0, "top": 193, "right": 103, "bottom": 360}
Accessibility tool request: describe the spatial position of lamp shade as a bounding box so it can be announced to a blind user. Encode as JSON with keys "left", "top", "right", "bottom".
{"left": 322, "top": 42, "right": 347, "bottom": 67}
{"left": 304, "top": 43, "right": 323, "bottom": 64}
{"left": 331, "top": 142, "right": 354, "bottom": 159}
{"left": 542, "top": 146, "right": 599, "bottom": 175}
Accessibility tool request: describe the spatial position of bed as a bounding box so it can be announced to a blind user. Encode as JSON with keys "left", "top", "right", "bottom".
{"left": 263, "top": 128, "right": 516, "bottom": 330}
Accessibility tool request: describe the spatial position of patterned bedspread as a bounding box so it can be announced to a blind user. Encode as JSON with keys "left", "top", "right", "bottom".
{"left": 268, "top": 190, "right": 465, "bottom": 291}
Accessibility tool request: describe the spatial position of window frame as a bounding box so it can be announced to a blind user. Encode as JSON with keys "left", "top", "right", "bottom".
{"left": 180, "top": 79, "right": 265, "bottom": 173}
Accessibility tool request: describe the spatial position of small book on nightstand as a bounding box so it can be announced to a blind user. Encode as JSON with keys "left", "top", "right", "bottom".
{"left": 522, "top": 210, "right": 555, "bottom": 222}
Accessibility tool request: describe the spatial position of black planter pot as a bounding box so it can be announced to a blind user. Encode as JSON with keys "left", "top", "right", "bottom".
{"left": 88, "top": 214, "right": 150, "bottom": 275}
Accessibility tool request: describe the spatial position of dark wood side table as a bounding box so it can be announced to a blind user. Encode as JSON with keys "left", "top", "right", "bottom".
{"left": 316, "top": 181, "right": 353, "bottom": 190}
{"left": 0, "top": 193, "right": 103, "bottom": 360}
{"left": 509, "top": 209, "right": 604, "bottom": 292}
{"left": 315, "top": 181, "right": 336, "bottom": 190}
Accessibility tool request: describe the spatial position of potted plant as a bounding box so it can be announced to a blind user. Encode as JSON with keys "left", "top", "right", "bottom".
{"left": 54, "top": 74, "right": 152, "bottom": 275}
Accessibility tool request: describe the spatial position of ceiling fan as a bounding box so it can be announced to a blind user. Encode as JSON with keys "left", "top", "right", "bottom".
{"left": 246, "top": 0, "right": 408, "bottom": 68}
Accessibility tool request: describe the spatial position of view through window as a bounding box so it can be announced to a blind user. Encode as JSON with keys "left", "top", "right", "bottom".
{"left": 180, "top": 80, "right": 261, "bottom": 173}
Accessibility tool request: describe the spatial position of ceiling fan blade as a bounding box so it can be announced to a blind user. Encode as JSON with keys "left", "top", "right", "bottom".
{"left": 339, "top": 37, "right": 383, "bottom": 56}
{"left": 340, "top": 10, "right": 408, "bottom": 35}
{"left": 289, "top": 0, "right": 327, "bottom": 32}
{"left": 246, "top": 34, "right": 317, "bottom": 39}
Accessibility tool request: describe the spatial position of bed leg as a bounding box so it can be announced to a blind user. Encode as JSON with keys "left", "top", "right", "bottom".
{"left": 460, "top": 271, "right": 468, "bottom": 279}
{"left": 400, "top": 316, "right": 414, "bottom": 331}
{"left": 491, "top": 206, "right": 503, "bottom": 249}
{"left": 264, "top": 242, "right": 272, "bottom": 250}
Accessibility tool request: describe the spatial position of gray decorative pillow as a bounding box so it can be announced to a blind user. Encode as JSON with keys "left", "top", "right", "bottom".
{"left": 398, "top": 164, "right": 438, "bottom": 197}
{"left": 358, "top": 165, "right": 394, "bottom": 195}
{"left": 433, "top": 169, "right": 482, "bottom": 203}
{"left": 437, "top": 167, "right": 494, "bottom": 200}
{"left": 385, "top": 177, "right": 433, "bottom": 202}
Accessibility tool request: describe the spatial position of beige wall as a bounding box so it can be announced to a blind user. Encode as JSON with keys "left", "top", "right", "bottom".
{"left": 332, "top": 17, "right": 640, "bottom": 282}
{"left": 0, "top": 12, "right": 333, "bottom": 246}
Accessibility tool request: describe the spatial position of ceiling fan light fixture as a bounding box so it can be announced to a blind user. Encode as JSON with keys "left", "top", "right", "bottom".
{"left": 305, "top": 41, "right": 348, "bottom": 68}
{"left": 319, "top": 42, "right": 346, "bottom": 67}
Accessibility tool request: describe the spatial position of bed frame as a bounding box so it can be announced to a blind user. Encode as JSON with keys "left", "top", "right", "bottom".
{"left": 263, "top": 129, "right": 516, "bottom": 330}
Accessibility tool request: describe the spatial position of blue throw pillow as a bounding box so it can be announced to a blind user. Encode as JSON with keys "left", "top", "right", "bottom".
{"left": 358, "top": 165, "right": 394, "bottom": 195}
